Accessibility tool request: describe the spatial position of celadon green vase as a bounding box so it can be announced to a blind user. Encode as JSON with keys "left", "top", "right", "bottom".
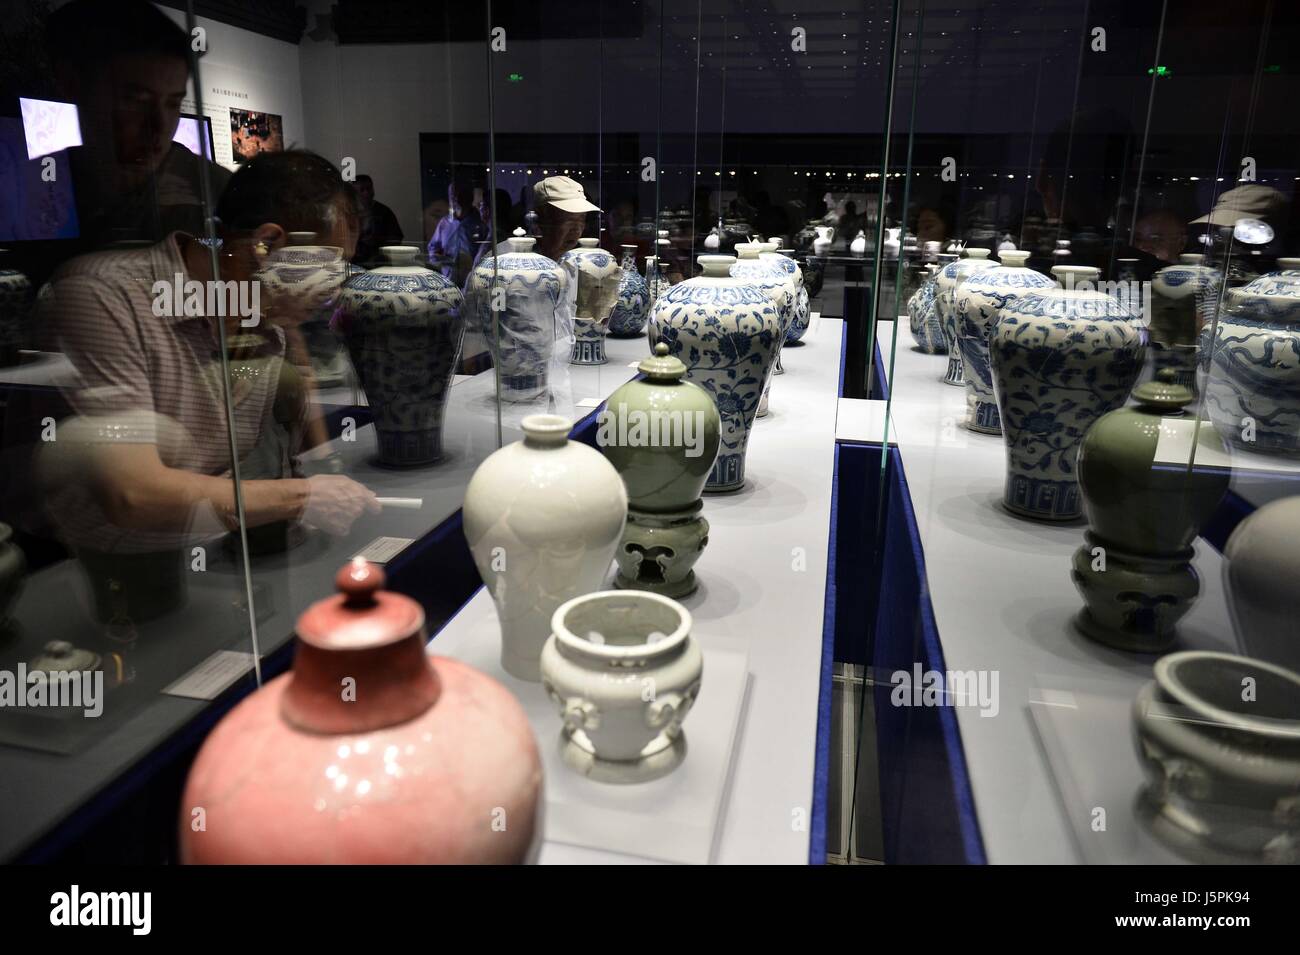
{"left": 598, "top": 343, "right": 721, "bottom": 597}
{"left": 1072, "top": 370, "right": 1230, "bottom": 652}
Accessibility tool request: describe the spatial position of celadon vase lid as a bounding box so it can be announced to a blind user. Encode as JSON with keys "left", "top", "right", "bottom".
{"left": 1132, "top": 369, "right": 1193, "bottom": 414}
{"left": 638, "top": 342, "right": 687, "bottom": 382}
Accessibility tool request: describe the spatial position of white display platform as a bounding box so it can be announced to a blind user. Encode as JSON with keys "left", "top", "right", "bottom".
{"left": 1029, "top": 689, "right": 1190, "bottom": 865}
{"left": 874, "top": 320, "right": 1239, "bottom": 864}
{"left": 425, "top": 595, "right": 750, "bottom": 865}
{"left": 835, "top": 397, "right": 897, "bottom": 444}
{"left": 427, "top": 318, "right": 846, "bottom": 864}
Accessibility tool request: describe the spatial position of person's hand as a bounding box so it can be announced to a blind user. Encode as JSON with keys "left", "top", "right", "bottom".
{"left": 301, "top": 475, "right": 380, "bottom": 536}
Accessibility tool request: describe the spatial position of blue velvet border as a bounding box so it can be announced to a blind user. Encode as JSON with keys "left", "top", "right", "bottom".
{"left": 878, "top": 447, "right": 987, "bottom": 863}
{"left": 809, "top": 447, "right": 844, "bottom": 865}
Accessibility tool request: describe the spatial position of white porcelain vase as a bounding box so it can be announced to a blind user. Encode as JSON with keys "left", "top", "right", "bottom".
{"left": 1223, "top": 496, "right": 1300, "bottom": 671}
{"left": 540, "top": 589, "right": 702, "bottom": 772}
{"left": 812, "top": 226, "right": 833, "bottom": 256}
{"left": 463, "top": 414, "right": 627, "bottom": 681}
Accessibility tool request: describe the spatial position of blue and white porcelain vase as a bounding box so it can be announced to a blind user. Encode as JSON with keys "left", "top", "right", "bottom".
{"left": 761, "top": 245, "right": 811, "bottom": 344}
{"left": 953, "top": 250, "right": 1054, "bottom": 434}
{"left": 1200, "top": 268, "right": 1300, "bottom": 456}
{"left": 732, "top": 242, "right": 791, "bottom": 415}
{"left": 651, "top": 255, "right": 781, "bottom": 492}
{"left": 990, "top": 287, "right": 1145, "bottom": 521}
{"left": 906, "top": 264, "right": 946, "bottom": 354}
{"left": 561, "top": 238, "right": 620, "bottom": 366}
{"left": 608, "top": 245, "right": 650, "bottom": 337}
{"left": 465, "top": 234, "right": 565, "bottom": 401}
{"left": 935, "top": 249, "right": 995, "bottom": 386}
{"left": 336, "top": 246, "right": 466, "bottom": 467}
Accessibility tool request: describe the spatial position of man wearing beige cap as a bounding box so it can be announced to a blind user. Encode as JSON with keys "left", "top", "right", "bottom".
{"left": 1192, "top": 184, "right": 1285, "bottom": 232}
{"left": 533, "top": 175, "right": 601, "bottom": 261}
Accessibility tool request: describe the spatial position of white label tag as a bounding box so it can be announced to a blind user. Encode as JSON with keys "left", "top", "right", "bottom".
{"left": 162, "top": 650, "right": 256, "bottom": 700}
{"left": 353, "top": 536, "right": 415, "bottom": 564}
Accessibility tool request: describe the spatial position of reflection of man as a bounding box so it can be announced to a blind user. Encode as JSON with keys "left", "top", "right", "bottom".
{"left": 533, "top": 176, "right": 599, "bottom": 261}
{"left": 352, "top": 174, "right": 403, "bottom": 265}
{"left": 429, "top": 180, "right": 481, "bottom": 286}
{"left": 32, "top": 152, "right": 378, "bottom": 569}
{"left": 1191, "top": 184, "right": 1286, "bottom": 249}
{"left": 1133, "top": 209, "right": 1186, "bottom": 264}
{"left": 43, "top": 0, "right": 231, "bottom": 270}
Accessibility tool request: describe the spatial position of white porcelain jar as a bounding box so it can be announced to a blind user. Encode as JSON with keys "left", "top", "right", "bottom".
{"left": 540, "top": 589, "right": 702, "bottom": 767}
{"left": 463, "top": 414, "right": 627, "bottom": 681}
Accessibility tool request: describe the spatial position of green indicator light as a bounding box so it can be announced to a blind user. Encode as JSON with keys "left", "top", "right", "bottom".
{"left": 1264, "top": 64, "right": 1281, "bottom": 73}
{"left": 1147, "top": 65, "right": 1171, "bottom": 76}
{"left": 508, "top": 72, "right": 524, "bottom": 82}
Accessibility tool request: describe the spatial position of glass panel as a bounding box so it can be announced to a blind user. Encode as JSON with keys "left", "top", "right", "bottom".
{"left": 0, "top": 0, "right": 259, "bottom": 860}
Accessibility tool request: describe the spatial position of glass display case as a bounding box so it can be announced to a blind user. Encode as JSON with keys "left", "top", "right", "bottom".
{"left": 0, "top": 0, "right": 1295, "bottom": 867}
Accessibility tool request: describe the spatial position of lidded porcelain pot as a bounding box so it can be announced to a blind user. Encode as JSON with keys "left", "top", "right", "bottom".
{"left": 463, "top": 414, "right": 627, "bottom": 681}
{"left": 180, "top": 559, "right": 544, "bottom": 863}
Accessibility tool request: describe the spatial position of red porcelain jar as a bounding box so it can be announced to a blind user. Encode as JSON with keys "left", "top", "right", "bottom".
{"left": 180, "top": 559, "right": 543, "bottom": 863}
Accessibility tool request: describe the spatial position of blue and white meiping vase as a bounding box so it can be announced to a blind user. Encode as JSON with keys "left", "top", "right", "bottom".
{"left": 561, "top": 238, "right": 620, "bottom": 365}
{"left": 990, "top": 282, "right": 1145, "bottom": 521}
{"left": 465, "top": 233, "right": 566, "bottom": 401}
{"left": 336, "top": 246, "right": 467, "bottom": 467}
{"left": 731, "top": 242, "right": 791, "bottom": 416}
{"left": 906, "top": 264, "right": 946, "bottom": 354}
{"left": 650, "top": 255, "right": 781, "bottom": 492}
{"left": 935, "top": 250, "right": 996, "bottom": 385}
{"left": 759, "top": 243, "right": 812, "bottom": 344}
{"left": 1200, "top": 263, "right": 1300, "bottom": 456}
{"left": 608, "top": 244, "right": 651, "bottom": 337}
{"left": 953, "top": 250, "right": 1054, "bottom": 434}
